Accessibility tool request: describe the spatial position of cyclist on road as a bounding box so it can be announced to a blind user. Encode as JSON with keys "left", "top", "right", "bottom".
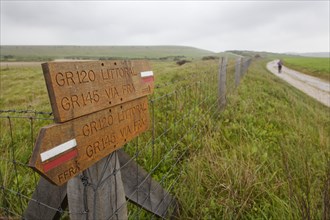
{"left": 277, "top": 60, "right": 283, "bottom": 73}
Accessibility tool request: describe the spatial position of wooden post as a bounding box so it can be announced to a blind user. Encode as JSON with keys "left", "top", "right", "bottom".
{"left": 23, "top": 177, "right": 67, "bottom": 220}
{"left": 247, "top": 59, "right": 251, "bottom": 73}
{"left": 67, "top": 152, "right": 127, "bottom": 220}
{"left": 218, "top": 57, "right": 227, "bottom": 110}
{"left": 117, "top": 149, "right": 177, "bottom": 218}
{"left": 25, "top": 149, "right": 177, "bottom": 219}
{"left": 240, "top": 57, "right": 244, "bottom": 77}
{"left": 242, "top": 58, "right": 250, "bottom": 75}
{"left": 235, "top": 58, "right": 242, "bottom": 88}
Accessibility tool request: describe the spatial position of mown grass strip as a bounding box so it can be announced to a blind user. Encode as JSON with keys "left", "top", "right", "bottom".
{"left": 283, "top": 57, "right": 330, "bottom": 81}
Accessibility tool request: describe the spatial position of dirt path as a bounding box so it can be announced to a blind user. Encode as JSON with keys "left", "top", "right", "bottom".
{"left": 266, "top": 60, "right": 330, "bottom": 107}
{"left": 0, "top": 61, "right": 43, "bottom": 68}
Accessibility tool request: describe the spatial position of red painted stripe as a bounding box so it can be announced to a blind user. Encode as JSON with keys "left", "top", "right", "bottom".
{"left": 42, "top": 148, "right": 78, "bottom": 172}
{"left": 142, "top": 76, "right": 154, "bottom": 83}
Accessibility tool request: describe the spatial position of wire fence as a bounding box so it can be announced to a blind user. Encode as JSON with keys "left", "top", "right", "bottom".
{"left": 0, "top": 57, "right": 251, "bottom": 219}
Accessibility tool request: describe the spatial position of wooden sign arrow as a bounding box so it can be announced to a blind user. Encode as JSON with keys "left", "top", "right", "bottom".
{"left": 29, "top": 96, "right": 150, "bottom": 185}
{"left": 42, "top": 60, "right": 154, "bottom": 122}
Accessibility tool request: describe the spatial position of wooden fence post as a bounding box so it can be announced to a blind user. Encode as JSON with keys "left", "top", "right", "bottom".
{"left": 23, "top": 177, "right": 67, "bottom": 220}
{"left": 67, "top": 152, "right": 127, "bottom": 220}
{"left": 24, "top": 149, "right": 177, "bottom": 219}
{"left": 117, "top": 149, "right": 177, "bottom": 218}
{"left": 235, "top": 58, "right": 242, "bottom": 88}
{"left": 242, "top": 58, "right": 251, "bottom": 75}
{"left": 240, "top": 57, "right": 244, "bottom": 77}
{"left": 218, "top": 57, "right": 227, "bottom": 110}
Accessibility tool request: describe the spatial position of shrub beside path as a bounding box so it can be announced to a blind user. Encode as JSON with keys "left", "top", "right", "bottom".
{"left": 267, "top": 60, "right": 330, "bottom": 107}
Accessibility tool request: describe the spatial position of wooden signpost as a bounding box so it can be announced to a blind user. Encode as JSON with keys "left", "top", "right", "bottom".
{"left": 42, "top": 60, "right": 154, "bottom": 122}
{"left": 28, "top": 59, "right": 177, "bottom": 218}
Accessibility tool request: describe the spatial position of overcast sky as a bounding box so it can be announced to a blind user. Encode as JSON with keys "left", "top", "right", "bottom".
{"left": 1, "top": 0, "right": 329, "bottom": 53}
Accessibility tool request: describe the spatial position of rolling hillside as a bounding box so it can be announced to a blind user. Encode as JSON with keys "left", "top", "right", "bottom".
{"left": 0, "top": 45, "right": 217, "bottom": 61}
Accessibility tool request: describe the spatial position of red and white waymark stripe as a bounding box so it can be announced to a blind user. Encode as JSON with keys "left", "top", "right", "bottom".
{"left": 141, "top": 71, "right": 154, "bottom": 83}
{"left": 40, "top": 139, "right": 78, "bottom": 172}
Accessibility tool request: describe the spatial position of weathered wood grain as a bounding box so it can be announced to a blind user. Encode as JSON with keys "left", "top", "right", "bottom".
{"left": 42, "top": 60, "right": 154, "bottom": 122}
{"left": 67, "top": 152, "right": 127, "bottom": 220}
{"left": 117, "top": 149, "right": 178, "bottom": 218}
{"left": 25, "top": 149, "right": 177, "bottom": 219}
{"left": 23, "top": 177, "right": 67, "bottom": 220}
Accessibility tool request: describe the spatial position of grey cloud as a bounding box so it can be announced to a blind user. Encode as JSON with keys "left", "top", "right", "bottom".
{"left": 1, "top": 1, "right": 329, "bottom": 53}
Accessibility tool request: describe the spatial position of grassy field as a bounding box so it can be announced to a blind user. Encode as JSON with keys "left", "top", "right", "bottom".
{"left": 176, "top": 59, "right": 330, "bottom": 219}
{"left": 0, "top": 65, "right": 50, "bottom": 111}
{"left": 283, "top": 57, "right": 330, "bottom": 81}
{"left": 1, "top": 57, "right": 329, "bottom": 219}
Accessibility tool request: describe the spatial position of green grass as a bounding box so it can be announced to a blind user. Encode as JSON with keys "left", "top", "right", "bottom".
{"left": 176, "top": 59, "right": 330, "bottom": 219}
{"left": 283, "top": 57, "right": 330, "bottom": 81}
{"left": 1, "top": 57, "right": 329, "bottom": 219}
{"left": 0, "top": 66, "right": 51, "bottom": 111}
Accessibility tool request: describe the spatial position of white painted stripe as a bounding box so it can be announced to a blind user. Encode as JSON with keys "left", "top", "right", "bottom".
{"left": 141, "top": 71, "right": 153, "bottom": 78}
{"left": 40, "top": 139, "right": 77, "bottom": 162}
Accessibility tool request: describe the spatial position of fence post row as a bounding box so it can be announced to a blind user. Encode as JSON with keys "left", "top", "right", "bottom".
{"left": 24, "top": 149, "right": 176, "bottom": 219}
{"left": 219, "top": 57, "right": 251, "bottom": 110}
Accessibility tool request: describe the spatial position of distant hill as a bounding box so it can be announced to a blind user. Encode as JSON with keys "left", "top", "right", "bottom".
{"left": 226, "top": 50, "right": 295, "bottom": 59}
{"left": 285, "top": 52, "right": 330, "bottom": 58}
{"left": 225, "top": 50, "right": 329, "bottom": 59}
{"left": 0, "top": 45, "right": 217, "bottom": 61}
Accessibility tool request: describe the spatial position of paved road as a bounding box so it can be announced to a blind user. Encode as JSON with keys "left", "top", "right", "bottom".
{"left": 266, "top": 60, "right": 330, "bottom": 107}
